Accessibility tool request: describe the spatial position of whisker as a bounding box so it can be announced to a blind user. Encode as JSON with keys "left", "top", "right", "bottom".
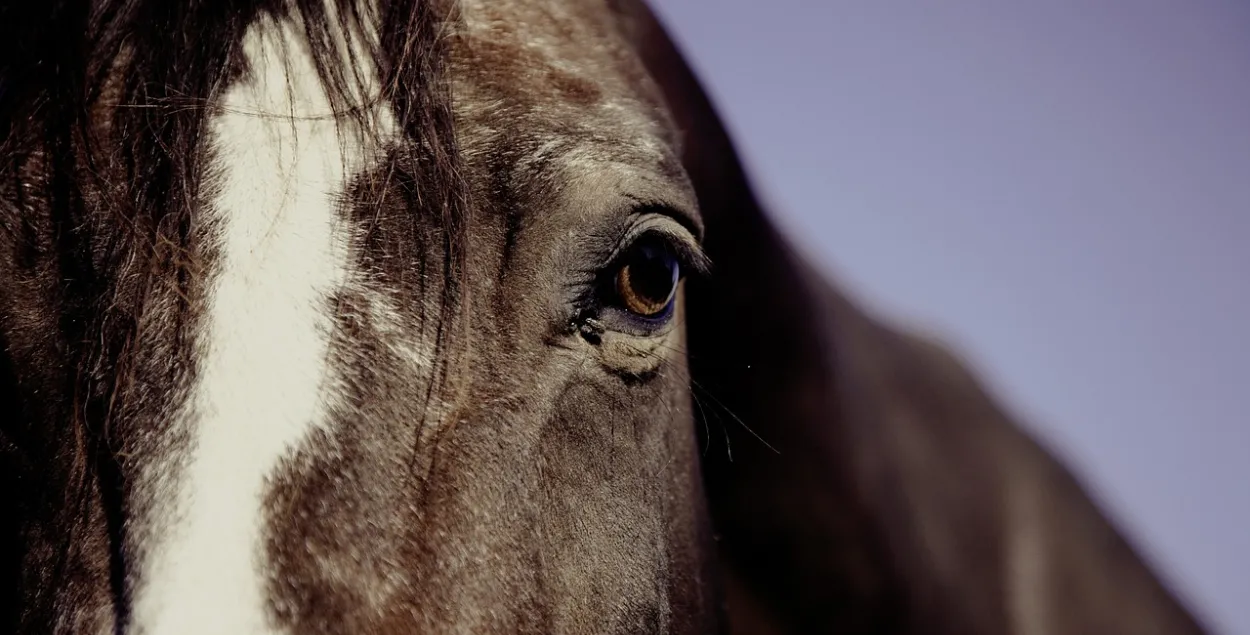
{"left": 616, "top": 339, "right": 780, "bottom": 457}
{"left": 690, "top": 377, "right": 780, "bottom": 455}
{"left": 691, "top": 388, "right": 711, "bottom": 457}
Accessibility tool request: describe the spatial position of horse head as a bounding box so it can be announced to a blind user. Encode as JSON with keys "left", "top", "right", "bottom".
{"left": 0, "top": 0, "right": 1207, "bottom": 633}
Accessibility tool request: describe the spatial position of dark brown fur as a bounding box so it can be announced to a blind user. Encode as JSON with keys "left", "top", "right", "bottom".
{"left": 0, "top": 0, "right": 1210, "bottom": 633}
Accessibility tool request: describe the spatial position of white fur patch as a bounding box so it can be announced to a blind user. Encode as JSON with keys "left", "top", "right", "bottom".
{"left": 127, "top": 10, "right": 392, "bottom": 635}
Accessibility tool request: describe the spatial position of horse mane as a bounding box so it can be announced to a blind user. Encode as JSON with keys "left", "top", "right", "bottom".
{"left": 0, "top": 0, "right": 468, "bottom": 623}
{"left": 0, "top": 0, "right": 471, "bottom": 418}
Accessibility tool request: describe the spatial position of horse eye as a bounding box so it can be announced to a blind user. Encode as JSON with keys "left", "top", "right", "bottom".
{"left": 614, "top": 238, "right": 680, "bottom": 318}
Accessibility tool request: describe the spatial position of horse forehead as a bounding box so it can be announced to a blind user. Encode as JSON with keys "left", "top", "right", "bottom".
{"left": 455, "top": 0, "right": 619, "bottom": 68}
{"left": 450, "top": 0, "right": 672, "bottom": 158}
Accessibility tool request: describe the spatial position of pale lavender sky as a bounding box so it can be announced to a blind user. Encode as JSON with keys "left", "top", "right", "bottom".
{"left": 650, "top": 2, "right": 1249, "bottom": 632}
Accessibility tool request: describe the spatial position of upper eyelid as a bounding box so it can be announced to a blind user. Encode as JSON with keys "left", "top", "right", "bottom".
{"left": 613, "top": 212, "right": 712, "bottom": 277}
{"left": 620, "top": 192, "right": 704, "bottom": 241}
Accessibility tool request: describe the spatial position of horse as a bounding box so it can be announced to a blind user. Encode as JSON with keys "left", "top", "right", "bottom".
{"left": 0, "top": 0, "right": 1210, "bottom": 633}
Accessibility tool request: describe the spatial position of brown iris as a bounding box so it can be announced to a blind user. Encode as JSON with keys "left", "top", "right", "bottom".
{"left": 615, "top": 239, "right": 680, "bottom": 318}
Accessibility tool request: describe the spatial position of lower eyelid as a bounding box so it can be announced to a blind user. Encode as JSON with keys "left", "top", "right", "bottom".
{"left": 596, "top": 297, "right": 677, "bottom": 337}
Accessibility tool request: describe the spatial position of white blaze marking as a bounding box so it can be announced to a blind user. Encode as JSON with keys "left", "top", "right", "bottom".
{"left": 128, "top": 10, "right": 391, "bottom": 635}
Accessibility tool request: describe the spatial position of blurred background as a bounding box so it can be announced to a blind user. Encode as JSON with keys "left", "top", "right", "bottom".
{"left": 650, "top": 1, "right": 1249, "bottom": 632}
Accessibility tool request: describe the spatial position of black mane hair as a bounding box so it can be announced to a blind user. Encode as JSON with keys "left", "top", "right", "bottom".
{"left": 0, "top": 0, "right": 468, "bottom": 628}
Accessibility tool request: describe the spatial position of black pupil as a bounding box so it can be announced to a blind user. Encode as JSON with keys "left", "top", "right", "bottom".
{"left": 628, "top": 241, "right": 679, "bottom": 309}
